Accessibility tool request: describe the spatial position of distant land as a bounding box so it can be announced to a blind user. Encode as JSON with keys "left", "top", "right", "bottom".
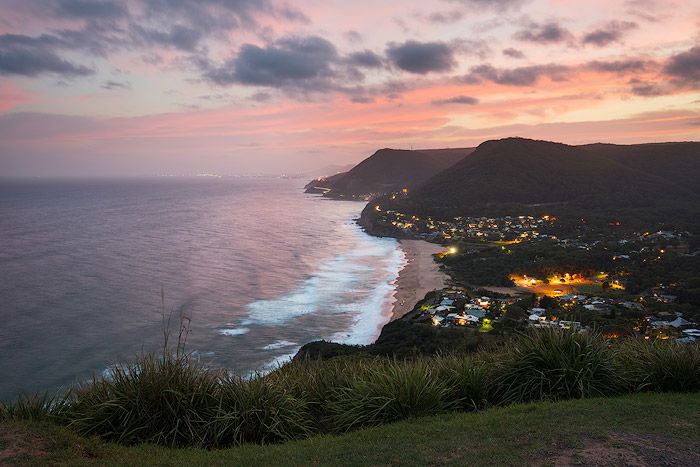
{"left": 325, "top": 137, "right": 700, "bottom": 232}
{"left": 304, "top": 147, "right": 474, "bottom": 199}
{"left": 289, "top": 163, "right": 356, "bottom": 180}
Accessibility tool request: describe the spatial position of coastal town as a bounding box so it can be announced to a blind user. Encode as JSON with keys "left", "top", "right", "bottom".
{"left": 369, "top": 196, "right": 700, "bottom": 344}
{"left": 413, "top": 287, "right": 699, "bottom": 343}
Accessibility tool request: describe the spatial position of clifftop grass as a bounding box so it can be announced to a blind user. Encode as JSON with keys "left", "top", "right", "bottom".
{"left": 1, "top": 330, "right": 699, "bottom": 450}
{"left": 2, "top": 393, "right": 700, "bottom": 466}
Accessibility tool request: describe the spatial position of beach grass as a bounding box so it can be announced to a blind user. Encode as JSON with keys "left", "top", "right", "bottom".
{"left": 2, "top": 330, "right": 699, "bottom": 453}
{"left": 2, "top": 392, "right": 699, "bottom": 465}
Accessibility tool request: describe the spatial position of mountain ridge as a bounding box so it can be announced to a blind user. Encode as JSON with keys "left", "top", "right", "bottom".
{"left": 304, "top": 147, "right": 474, "bottom": 199}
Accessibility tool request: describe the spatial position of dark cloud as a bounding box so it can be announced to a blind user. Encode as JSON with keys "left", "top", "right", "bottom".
{"left": 386, "top": 40, "right": 456, "bottom": 74}
{"left": 0, "top": 33, "right": 94, "bottom": 77}
{"left": 628, "top": 78, "right": 664, "bottom": 96}
{"left": 663, "top": 46, "right": 700, "bottom": 87}
{"left": 446, "top": 0, "right": 527, "bottom": 10}
{"left": 431, "top": 95, "right": 479, "bottom": 105}
{"left": 250, "top": 91, "right": 272, "bottom": 102}
{"left": 344, "top": 30, "right": 362, "bottom": 43}
{"left": 141, "top": 53, "right": 163, "bottom": 65}
{"left": 426, "top": 10, "right": 464, "bottom": 24}
{"left": 582, "top": 21, "right": 637, "bottom": 47}
{"left": 350, "top": 96, "right": 375, "bottom": 103}
{"left": 347, "top": 50, "right": 383, "bottom": 68}
{"left": 502, "top": 47, "right": 525, "bottom": 59}
{"left": 625, "top": 0, "right": 664, "bottom": 22}
{"left": 205, "top": 36, "right": 338, "bottom": 88}
{"left": 132, "top": 24, "right": 202, "bottom": 52}
{"left": 100, "top": 80, "right": 130, "bottom": 90}
{"left": 514, "top": 22, "right": 571, "bottom": 44}
{"left": 13, "top": 0, "right": 310, "bottom": 61}
{"left": 463, "top": 64, "right": 569, "bottom": 86}
{"left": 587, "top": 59, "right": 649, "bottom": 73}
{"left": 52, "top": 0, "right": 128, "bottom": 19}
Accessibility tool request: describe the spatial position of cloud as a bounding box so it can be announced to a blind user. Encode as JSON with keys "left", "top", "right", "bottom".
{"left": 0, "top": 34, "right": 94, "bottom": 77}
{"left": 344, "top": 30, "right": 363, "bottom": 43}
{"left": 4, "top": 0, "right": 311, "bottom": 66}
{"left": 425, "top": 10, "right": 464, "bottom": 24}
{"left": 350, "top": 96, "right": 375, "bottom": 103}
{"left": 463, "top": 64, "right": 569, "bottom": 86}
{"left": 347, "top": 50, "right": 383, "bottom": 68}
{"left": 625, "top": 0, "right": 665, "bottom": 22}
{"left": 446, "top": 0, "right": 527, "bottom": 10}
{"left": 386, "top": 40, "right": 456, "bottom": 74}
{"left": 204, "top": 35, "right": 338, "bottom": 89}
{"left": 131, "top": 24, "right": 203, "bottom": 52}
{"left": 586, "top": 59, "right": 649, "bottom": 73}
{"left": 514, "top": 21, "right": 571, "bottom": 44}
{"left": 100, "top": 80, "right": 130, "bottom": 90}
{"left": 250, "top": 91, "right": 272, "bottom": 102}
{"left": 52, "top": 0, "right": 128, "bottom": 19}
{"left": 431, "top": 95, "right": 479, "bottom": 105}
{"left": 663, "top": 46, "right": 700, "bottom": 88}
{"left": 502, "top": 47, "right": 525, "bottom": 59}
{"left": 628, "top": 78, "right": 664, "bottom": 96}
{"left": 582, "top": 21, "right": 637, "bottom": 47}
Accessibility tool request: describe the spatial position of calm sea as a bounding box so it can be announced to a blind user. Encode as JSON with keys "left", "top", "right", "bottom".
{"left": 0, "top": 178, "right": 403, "bottom": 401}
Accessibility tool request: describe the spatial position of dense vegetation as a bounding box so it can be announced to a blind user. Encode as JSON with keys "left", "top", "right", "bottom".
{"left": 2, "top": 330, "right": 698, "bottom": 449}
{"left": 305, "top": 147, "right": 472, "bottom": 198}
{"left": 399, "top": 138, "right": 700, "bottom": 219}
{"left": 3, "top": 393, "right": 699, "bottom": 465}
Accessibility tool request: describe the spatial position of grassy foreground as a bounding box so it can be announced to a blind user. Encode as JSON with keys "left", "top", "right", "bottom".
{"left": 2, "top": 392, "right": 699, "bottom": 466}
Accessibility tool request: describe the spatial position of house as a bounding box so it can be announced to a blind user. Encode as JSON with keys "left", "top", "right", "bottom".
{"left": 670, "top": 317, "right": 692, "bottom": 328}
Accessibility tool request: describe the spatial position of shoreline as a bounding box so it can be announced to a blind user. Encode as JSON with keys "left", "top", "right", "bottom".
{"left": 389, "top": 239, "right": 449, "bottom": 321}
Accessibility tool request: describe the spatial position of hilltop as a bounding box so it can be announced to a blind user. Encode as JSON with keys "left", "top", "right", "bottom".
{"left": 305, "top": 147, "right": 473, "bottom": 199}
{"left": 3, "top": 393, "right": 699, "bottom": 465}
{"left": 359, "top": 137, "right": 700, "bottom": 227}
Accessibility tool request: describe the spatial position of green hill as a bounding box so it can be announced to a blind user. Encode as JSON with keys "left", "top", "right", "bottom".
{"left": 366, "top": 137, "right": 700, "bottom": 227}
{"left": 305, "top": 147, "right": 473, "bottom": 198}
{"left": 3, "top": 393, "right": 699, "bottom": 465}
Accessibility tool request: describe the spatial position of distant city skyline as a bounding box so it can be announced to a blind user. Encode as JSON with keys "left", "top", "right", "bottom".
{"left": 0, "top": 0, "right": 699, "bottom": 176}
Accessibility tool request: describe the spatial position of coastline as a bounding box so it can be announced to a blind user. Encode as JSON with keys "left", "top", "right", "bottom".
{"left": 389, "top": 239, "right": 449, "bottom": 320}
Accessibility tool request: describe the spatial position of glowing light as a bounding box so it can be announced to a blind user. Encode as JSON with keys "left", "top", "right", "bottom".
{"left": 448, "top": 246, "right": 458, "bottom": 254}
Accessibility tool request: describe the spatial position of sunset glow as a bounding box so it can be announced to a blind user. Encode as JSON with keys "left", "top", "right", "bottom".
{"left": 1, "top": 0, "right": 699, "bottom": 176}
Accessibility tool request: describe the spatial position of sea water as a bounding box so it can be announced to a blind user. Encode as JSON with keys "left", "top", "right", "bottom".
{"left": 0, "top": 178, "right": 404, "bottom": 401}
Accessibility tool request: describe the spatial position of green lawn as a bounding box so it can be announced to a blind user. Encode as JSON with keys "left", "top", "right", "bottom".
{"left": 2, "top": 392, "right": 699, "bottom": 466}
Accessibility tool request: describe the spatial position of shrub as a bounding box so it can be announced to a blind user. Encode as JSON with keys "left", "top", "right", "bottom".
{"left": 617, "top": 339, "right": 700, "bottom": 393}
{"left": 0, "top": 392, "right": 69, "bottom": 423}
{"left": 331, "top": 359, "right": 454, "bottom": 432}
{"left": 491, "top": 329, "right": 622, "bottom": 404}
{"left": 434, "top": 354, "right": 492, "bottom": 411}
{"left": 206, "top": 375, "right": 312, "bottom": 447}
{"left": 68, "top": 354, "right": 220, "bottom": 447}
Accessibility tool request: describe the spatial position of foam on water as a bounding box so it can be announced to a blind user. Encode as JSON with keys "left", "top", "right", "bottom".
{"left": 262, "top": 340, "right": 297, "bottom": 350}
{"left": 245, "top": 221, "right": 401, "bottom": 338}
{"left": 246, "top": 221, "right": 405, "bottom": 372}
{"left": 218, "top": 327, "right": 250, "bottom": 336}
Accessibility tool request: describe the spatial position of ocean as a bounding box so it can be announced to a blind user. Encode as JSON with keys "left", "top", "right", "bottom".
{"left": 0, "top": 178, "right": 404, "bottom": 402}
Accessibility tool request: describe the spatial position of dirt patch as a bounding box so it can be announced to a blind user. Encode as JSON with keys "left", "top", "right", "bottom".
{"left": 552, "top": 433, "right": 700, "bottom": 466}
{"left": 0, "top": 427, "right": 49, "bottom": 464}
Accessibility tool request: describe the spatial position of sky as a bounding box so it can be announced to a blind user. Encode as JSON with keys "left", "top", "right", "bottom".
{"left": 0, "top": 0, "right": 699, "bottom": 176}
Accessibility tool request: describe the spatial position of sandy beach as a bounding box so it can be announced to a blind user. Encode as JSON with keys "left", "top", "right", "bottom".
{"left": 390, "top": 239, "right": 449, "bottom": 320}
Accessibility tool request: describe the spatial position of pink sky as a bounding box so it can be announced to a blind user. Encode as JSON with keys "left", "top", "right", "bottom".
{"left": 0, "top": 0, "right": 698, "bottom": 176}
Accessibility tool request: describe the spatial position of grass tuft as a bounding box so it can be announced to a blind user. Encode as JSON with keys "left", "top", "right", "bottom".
{"left": 617, "top": 338, "right": 700, "bottom": 393}
{"left": 331, "top": 359, "right": 454, "bottom": 432}
{"left": 490, "top": 328, "right": 622, "bottom": 404}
